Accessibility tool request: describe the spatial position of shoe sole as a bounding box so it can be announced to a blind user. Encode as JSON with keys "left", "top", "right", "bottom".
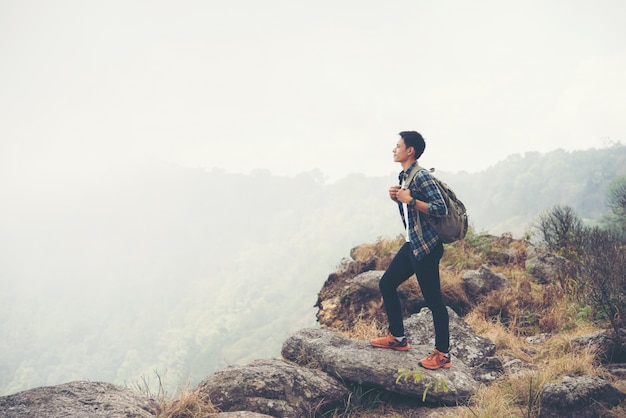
{"left": 370, "top": 342, "right": 410, "bottom": 351}
{"left": 418, "top": 361, "right": 451, "bottom": 369}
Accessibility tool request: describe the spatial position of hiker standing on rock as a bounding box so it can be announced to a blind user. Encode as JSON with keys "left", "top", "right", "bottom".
{"left": 370, "top": 131, "right": 452, "bottom": 370}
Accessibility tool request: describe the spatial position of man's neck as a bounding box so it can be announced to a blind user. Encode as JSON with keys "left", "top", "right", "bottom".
{"left": 402, "top": 159, "right": 417, "bottom": 172}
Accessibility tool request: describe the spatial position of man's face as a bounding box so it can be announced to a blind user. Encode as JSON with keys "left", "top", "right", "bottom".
{"left": 393, "top": 137, "right": 413, "bottom": 164}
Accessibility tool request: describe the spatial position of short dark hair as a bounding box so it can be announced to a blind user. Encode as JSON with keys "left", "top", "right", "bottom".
{"left": 399, "top": 131, "right": 425, "bottom": 159}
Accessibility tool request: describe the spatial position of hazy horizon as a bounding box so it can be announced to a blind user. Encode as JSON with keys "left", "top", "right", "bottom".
{"left": 2, "top": 0, "right": 625, "bottom": 189}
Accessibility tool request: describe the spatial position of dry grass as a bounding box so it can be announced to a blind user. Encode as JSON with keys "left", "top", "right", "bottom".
{"left": 469, "top": 345, "right": 604, "bottom": 418}
{"left": 350, "top": 236, "right": 405, "bottom": 271}
{"left": 157, "top": 385, "right": 218, "bottom": 418}
{"left": 337, "top": 309, "right": 388, "bottom": 341}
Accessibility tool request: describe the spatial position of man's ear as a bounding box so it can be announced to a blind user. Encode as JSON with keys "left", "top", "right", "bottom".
{"left": 407, "top": 146, "right": 415, "bottom": 156}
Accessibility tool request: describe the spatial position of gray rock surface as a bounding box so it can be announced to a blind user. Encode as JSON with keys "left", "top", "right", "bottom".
{"left": 525, "top": 245, "right": 568, "bottom": 284}
{"left": 539, "top": 375, "right": 626, "bottom": 418}
{"left": 0, "top": 381, "right": 159, "bottom": 418}
{"left": 462, "top": 265, "right": 508, "bottom": 299}
{"left": 404, "top": 307, "right": 497, "bottom": 368}
{"left": 196, "top": 358, "right": 348, "bottom": 418}
{"left": 571, "top": 328, "right": 626, "bottom": 363}
{"left": 347, "top": 270, "right": 385, "bottom": 293}
{"left": 282, "top": 327, "right": 477, "bottom": 405}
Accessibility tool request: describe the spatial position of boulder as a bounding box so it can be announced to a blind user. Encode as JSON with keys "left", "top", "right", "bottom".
{"left": 0, "top": 381, "right": 159, "bottom": 418}
{"left": 571, "top": 328, "right": 626, "bottom": 363}
{"left": 282, "top": 327, "right": 478, "bottom": 405}
{"left": 346, "top": 270, "right": 385, "bottom": 294}
{"left": 525, "top": 246, "right": 568, "bottom": 284}
{"left": 462, "top": 265, "right": 508, "bottom": 300}
{"left": 196, "top": 359, "right": 348, "bottom": 418}
{"left": 539, "top": 375, "right": 626, "bottom": 418}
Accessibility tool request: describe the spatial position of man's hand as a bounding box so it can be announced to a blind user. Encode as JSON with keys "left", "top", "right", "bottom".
{"left": 396, "top": 188, "right": 412, "bottom": 204}
{"left": 389, "top": 185, "right": 401, "bottom": 201}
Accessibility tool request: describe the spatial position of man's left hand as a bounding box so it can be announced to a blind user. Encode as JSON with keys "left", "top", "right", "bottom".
{"left": 396, "top": 189, "right": 412, "bottom": 204}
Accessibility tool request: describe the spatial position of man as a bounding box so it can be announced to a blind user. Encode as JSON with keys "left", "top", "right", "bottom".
{"left": 369, "top": 131, "right": 451, "bottom": 370}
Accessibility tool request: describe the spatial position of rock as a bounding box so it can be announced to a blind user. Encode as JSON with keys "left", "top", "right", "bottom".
{"left": 526, "top": 333, "right": 552, "bottom": 345}
{"left": 525, "top": 246, "right": 568, "bottom": 284}
{"left": 196, "top": 359, "right": 348, "bottom": 418}
{"left": 539, "top": 375, "right": 626, "bottom": 418}
{"left": 408, "top": 307, "right": 503, "bottom": 383}
{"left": 316, "top": 268, "right": 426, "bottom": 332}
{"left": 0, "top": 381, "right": 159, "bottom": 418}
{"left": 571, "top": 328, "right": 626, "bottom": 363}
{"left": 607, "top": 364, "right": 626, "bottom": 379}
{"left": 462, "top": 265, "right": 508, "bottom": 300}
{"left": 502, "top": 358, "right": 533, "bottom": 375}
{"left": 404, "top": 307, "right": 496, "bottom": 368}
{"left": 282, "top": 327, "right": 478, "bottom": 405}
{"left": 471, "top": 357, "right": 504, "bottom": 383}
{"left": 346, "top": 270, "right": 384, "bottom": 293}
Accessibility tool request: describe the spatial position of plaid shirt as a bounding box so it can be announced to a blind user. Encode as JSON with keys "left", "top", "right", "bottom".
{"left": 398, "top": 162, "right": 447, "bottom": 260}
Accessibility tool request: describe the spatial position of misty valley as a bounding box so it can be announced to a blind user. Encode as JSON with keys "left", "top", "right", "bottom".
{"left": 1, "top": 145, "right": 624, "bottom": 396}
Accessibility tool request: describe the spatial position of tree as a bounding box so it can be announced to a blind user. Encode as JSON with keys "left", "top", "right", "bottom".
{"left": 606, "top": 175, "right": 626, "bottom": 237}
{"left": 534, "top": 205, "right": 583, "bottom": 256}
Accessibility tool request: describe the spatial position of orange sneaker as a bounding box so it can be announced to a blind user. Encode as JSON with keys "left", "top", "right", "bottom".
{"left": 370, "top": 334, "right": 410, "bottom": 351}
{"left": 418, "top": 349, "right": 451, "bottom": 369}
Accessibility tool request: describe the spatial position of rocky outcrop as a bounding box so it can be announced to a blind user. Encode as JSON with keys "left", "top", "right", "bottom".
{"left": 282, "top": 327, "right": 476, "bottom": 405}
{"left": 462, "top": 265, "right": 508, "bottom": 300}
{"left": 196, "top": 359, "right": 348, "bottom": 417}
{"left": 539, "top": 375, "right": 626, "bottom": 418}
{"left": 0, "top": 381, "right": 159, "bottom": 418}
{"left": 281, "top": 307, "right": 497, "bottom": 406}
{"left": 315, "top": 270, "right": 403, "bottom": 331}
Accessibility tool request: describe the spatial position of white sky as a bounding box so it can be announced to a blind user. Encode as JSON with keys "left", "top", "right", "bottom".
{"left": 1, "top": 0, "right": 625, "bottom": 186}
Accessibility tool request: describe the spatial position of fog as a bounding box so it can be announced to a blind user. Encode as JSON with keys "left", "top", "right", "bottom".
{"left": 2, "top": 1, "right": 625, "bottom": 188}
{"left": 1, "top": 0, "right": 625, "bottom": 394}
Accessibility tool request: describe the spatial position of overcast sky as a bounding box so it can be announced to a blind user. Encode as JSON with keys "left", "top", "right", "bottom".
{"left": 1, "top": 0, "right": 625, "bottom": 187}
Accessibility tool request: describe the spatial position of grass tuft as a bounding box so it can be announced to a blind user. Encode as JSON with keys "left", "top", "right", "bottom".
{"left": 157, "top": 384, "right": 218, "bottom": 418}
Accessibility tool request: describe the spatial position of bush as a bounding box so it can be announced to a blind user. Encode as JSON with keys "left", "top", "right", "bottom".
{"left": 535, "top": 205, "right": 626, "bottom": 336}
{"left": 577, "top": 226, "right": 626, "bottom": 333}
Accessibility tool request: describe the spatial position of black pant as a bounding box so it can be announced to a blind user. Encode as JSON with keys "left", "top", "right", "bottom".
{"left": 379, "top": 241, "right": 449, "bottom": 353}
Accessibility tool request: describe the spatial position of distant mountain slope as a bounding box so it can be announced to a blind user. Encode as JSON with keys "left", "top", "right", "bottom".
{"left": 439, "top": 145, "right": 626, "bottom": 236}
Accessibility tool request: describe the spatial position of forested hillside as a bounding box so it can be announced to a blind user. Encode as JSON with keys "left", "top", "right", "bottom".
{"left": 1, "top": 145, "right": 624, "bottom": 396}
{"left": 441, "top": 144, "right": 626, "bottom": 235}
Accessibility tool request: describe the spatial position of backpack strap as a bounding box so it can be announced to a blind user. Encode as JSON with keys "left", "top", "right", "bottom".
{"left": 402, "top": 165, "right": 435, "bottom": 189}
{"left": 401, "top": 165, "right": 434, "bottom": 238}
